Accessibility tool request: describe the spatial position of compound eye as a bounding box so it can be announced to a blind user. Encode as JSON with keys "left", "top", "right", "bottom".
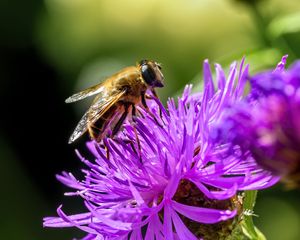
{"left": 141, "top": 64, "right": 156, "bottom": 86}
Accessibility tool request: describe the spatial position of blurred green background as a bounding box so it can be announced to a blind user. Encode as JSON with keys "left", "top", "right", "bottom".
{"left": 1, "top": 0, "right": 300, "bottom": 239}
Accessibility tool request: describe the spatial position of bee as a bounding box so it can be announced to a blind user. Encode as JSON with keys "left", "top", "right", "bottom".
{"left": 66, "top": 60, "right": 164, "bottom": 144}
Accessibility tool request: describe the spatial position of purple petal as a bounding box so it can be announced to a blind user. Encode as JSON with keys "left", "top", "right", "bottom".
{"left": 128, "top": 180, "right": 145, "bottom": 206}
{"left": 85, "top": 201, "right": 132, "bottom": 231}
{"left": 145, "top": 214, "right": 164, "bottom": 240}
{"left": 203, "top": 59, "right": 215, "bottom": 100}
{"left": 189, "top": 179, "right": 237, "bottom": 200}
{"left": 43, "top": 211, "right": 92, "bottom": 228}
{"left": 130, "top": 228, "right": 142, "bottom": 240}
{"left": 215, "top": 63, "right": 226, "bottom": 91}
{"left": 163, "top": 202, "right": 174, "bottom": 240}
{"left": 171, "top": 210, "right": 197, "bottom": 240}
{"left": 273, "top": 55, "right": 288, "bottom": 73}
{"left": 54, "top": 206, "right": 98, "bottom": 234}
{"left": 171, "top": 200, "right": 237, "bottom": 224}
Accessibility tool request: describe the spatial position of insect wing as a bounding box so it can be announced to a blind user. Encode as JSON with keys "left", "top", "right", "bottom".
{"left": 88, "top": 90, "right": 126, "bottom": 121}
{"left": 68, "top": 90, "right": 126, "bottom": 143}
{"left": 65, "top": 82, "right": 106, "bottom": 103}
{"left": 67, "top": 99, "right": 109, "bottom": 144}
{"left": 68, "top": 110, "right": 90, "bottom": 144}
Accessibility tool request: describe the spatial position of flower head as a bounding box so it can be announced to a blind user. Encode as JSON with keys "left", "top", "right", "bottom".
{"left": 213, "top": 55, "right": 300, "bottom": 188}
{"left": 44, "top": 59, "right": 277, "bottom": 239}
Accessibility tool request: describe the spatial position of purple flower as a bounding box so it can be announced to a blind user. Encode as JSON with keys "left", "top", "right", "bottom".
{"left": 213, "top": 55, "right": 300, "bottom": 188}
{"left": 44, "top": 59, "right": 277, "bottom": 239}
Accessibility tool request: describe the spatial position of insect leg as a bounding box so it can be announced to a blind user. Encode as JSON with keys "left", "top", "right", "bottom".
{"left": 88, "top": 123, "right": 102, "bottom": 141}
{"left": 117, "top": 138, "right": 138, "bottom": 156}
{"left": 112, "top": 103, "right": 130, "bottom": 137}
{"left": 87, "top": 123, "right": 111, "bottom": 159}
{"left": 151, "top": 89, "right": 159, "bottom": 99}
{"left": 147, "top": 89, "right": 164, "bottom": 122}
{"left": 141, "top": 92, "right": 163, "bottom": 128}
{"left": 131, "top": 104, "right": 142, "bottom": 162}
{"left": 104, "top": 140, "right": 110, "bottom": 160}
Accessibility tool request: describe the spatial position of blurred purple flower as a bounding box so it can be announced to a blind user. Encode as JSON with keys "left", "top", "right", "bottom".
{"left": 213, "top": 55, "right": 300, "bottom": 188}
{"left": 43, "top": 59, "right": 277, "bottom": 239}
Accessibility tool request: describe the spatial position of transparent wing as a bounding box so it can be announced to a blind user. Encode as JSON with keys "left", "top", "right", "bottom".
{"left": 68, "top": 90, "right": 126, "bottom": 143}
{"left": 68, "top": 110, "right": 90, "bottom": 144}
{"left": 65, "top": 82, "right": 106, "bottom": 103}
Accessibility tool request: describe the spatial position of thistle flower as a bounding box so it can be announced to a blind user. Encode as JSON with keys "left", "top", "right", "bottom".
{"left": 44, "top": 59, "right": 277, "bottom": 239}
{"left": 213, "top": 55, "right": 300, "bottom": 188}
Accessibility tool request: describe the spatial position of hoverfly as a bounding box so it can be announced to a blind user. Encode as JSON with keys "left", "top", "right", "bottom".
{"left": 66, "top": 60, "right": 164, "bottom": 144}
